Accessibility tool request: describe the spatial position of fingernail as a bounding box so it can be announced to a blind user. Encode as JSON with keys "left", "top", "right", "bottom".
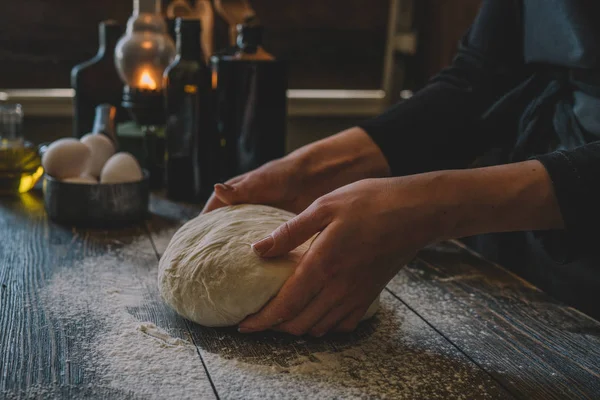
{"left": 252, "top": 236, "right": 274, "bottom": 256}
{"left": 215, "top": 183, "right": 234, "bottom": 191}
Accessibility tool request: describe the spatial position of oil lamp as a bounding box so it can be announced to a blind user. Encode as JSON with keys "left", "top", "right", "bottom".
{"left": 114, "top": 0, "right": 176, "bottom": 188}
{"left": 114, "top": 0, "right": 176, "bottom": 126}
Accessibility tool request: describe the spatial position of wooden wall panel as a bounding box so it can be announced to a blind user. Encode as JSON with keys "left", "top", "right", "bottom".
{"left": 0, "top": 1, "right": 479, "bottom": 90}
{"left": 0, "top": 0, "right": 132, "bottom": 89}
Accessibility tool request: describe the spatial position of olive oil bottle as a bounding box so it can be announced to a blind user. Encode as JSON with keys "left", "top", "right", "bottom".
{"left": 0, "top": 104, "right": 43, "bottom": 195}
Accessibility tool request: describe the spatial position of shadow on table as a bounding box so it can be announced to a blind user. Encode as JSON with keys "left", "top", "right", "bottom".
{"left": 177, "top": 305, "right": 514, "bottom": 398}
{"left": 188, "top": 312, "right": 381, "bottom": 368}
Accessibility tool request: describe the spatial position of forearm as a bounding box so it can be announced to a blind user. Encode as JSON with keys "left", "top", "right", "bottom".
{"left": 359, "top": 1, "right": 524, "bottom": 177}
{"left": 294, "top": 127, "right": 390, "bottom": 191}
{"left": 434, "top": 160, "right": 564, "bottom": 241}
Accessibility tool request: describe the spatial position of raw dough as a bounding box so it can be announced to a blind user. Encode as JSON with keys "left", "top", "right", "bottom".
{"left": 158, "top": 204, "right": 380, "bottom": 328}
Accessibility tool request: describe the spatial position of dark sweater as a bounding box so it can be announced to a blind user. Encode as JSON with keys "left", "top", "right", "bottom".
{"left": 359, "top": 0, "right": 600, "bottom": 319}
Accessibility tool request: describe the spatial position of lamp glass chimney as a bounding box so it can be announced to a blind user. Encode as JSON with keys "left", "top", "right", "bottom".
{"left": 114, "top": 0, "right": 176, "bottom": 91}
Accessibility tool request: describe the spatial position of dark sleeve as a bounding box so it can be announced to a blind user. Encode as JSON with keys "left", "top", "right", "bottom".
{"left": 534, "top": 144, "right": 600, "bottom": 262}
{"left": 359, "top": 0, "right": 525, "bottom": 176}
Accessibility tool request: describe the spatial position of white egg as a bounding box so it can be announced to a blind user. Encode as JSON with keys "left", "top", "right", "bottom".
{"left": 42, "top": 138, "right": 91, "bottom": 179}
{"left": 62, "top": 175, "right": 98, "bottom": 184}
{"left": 80, "top": 133, "right": 116, "bottom": 177}
{"left": 100, "top": 152, "right": 143, "bottom": 184}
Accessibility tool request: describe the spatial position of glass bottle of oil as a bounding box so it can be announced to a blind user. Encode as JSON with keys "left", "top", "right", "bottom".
{"left": 0, "top": 104, "right": 44, "bottom": 195}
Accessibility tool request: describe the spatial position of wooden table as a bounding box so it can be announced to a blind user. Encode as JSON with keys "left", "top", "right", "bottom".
{"left": 1, "top": 190, "right": 599, "bottom": 399}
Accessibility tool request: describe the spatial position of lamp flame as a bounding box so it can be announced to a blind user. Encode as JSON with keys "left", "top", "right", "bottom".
{"left": 138, "top": 70, "right": 157, "bottom": 90}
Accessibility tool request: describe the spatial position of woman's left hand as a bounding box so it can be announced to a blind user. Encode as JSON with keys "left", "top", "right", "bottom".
{"left": 238, "top": 173, "right": 453, "bottom": 337}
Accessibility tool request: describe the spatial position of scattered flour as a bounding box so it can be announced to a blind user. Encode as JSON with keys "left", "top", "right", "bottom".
{"left": 196, "top": 293, "right": 505, "bottom": 400}
{"left": 137, "top": 322, "right": 189, "bottom": 347}
{"left": 9, "top": 228, "right": 505, "bottom": 400}
{"left": 37, "top": 232, "right": 214, "bottom": 400}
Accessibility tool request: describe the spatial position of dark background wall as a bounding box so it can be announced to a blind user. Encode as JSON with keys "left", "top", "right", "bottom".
{"left": 0, "top": 0, "right": 480, "bottom": 90}
{"left": 419, "top": 0, "right": 482, "bottom": 79}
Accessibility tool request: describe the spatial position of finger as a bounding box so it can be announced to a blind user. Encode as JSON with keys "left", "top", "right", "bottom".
{"left": 333, "top": 306, "right": 369, "bottom": 333}
{"left": 252, "top": 204, "right": 330, "bottom": 258}
{"left": 238, "top": 246, "right": 331, "bottom": 332}
{"left": 225, "top": 175, "right": 247, "bottom": 186}
{"left": 273, "top": 289, "right": 344, "bottom": 336}
{"left": 203, "top": 175, "right": 247, "bottom": 213}
{"left": 214, "top": 179, "right": 276, "bottom": 207}
{"left": 202, "top": 192, "right": 228, "bottom": 214}
{"left": 309, "top": 304, "right": 356, "bottom": 337}
{"left": 213, "top": 183, "right": 239, "bottom": 204}
{"left": 213, "top": 173, "right": 247, "bottom": 200}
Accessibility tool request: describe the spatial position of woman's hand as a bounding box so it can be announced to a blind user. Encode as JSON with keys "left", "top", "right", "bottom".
{"left": 238, "top": 173, "right": 454, "bottom": 337}
{"left": 201, "top": 155, "right": 318, "bottom": 215}
{"left": 237, "top": 160, "right": 564, "bottom": 336}
{"left": 202, "top": 127, "right": 390, "bottom": 214}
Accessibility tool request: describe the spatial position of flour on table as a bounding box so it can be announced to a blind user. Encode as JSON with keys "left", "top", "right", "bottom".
{"left": 196, "top": 292, "right": 502, "bottom": 400}
{"left": 137, "top": 322, "right": 189, "bottom": 346}
{"left": 39, "top": 233, "right": 212, "bottom": 400}
{"left": 28, "top": 228, "right": 502, "bottom": 400}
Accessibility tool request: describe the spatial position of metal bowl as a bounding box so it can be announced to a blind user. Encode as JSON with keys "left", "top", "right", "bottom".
{"left": 43, "top": 171, "right": 150, "bottom": 228}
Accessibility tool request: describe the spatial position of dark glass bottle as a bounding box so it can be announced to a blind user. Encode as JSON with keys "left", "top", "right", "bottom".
{"left": 71, "top": 20, "right": 126, "bottom": 138}
{"left": 211, "top": 17, "right": 287, "bottom": 181}
{"left": 163, "top": 18, "right": 215, "bottom": 202}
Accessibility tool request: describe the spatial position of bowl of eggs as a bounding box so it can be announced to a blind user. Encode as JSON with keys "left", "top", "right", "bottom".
{"left": 42, "top": 133, "right": 150, "bottom": 228}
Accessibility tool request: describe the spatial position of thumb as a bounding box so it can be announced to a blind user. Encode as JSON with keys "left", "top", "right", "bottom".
{"left": 252, "top": 205, "right": 330, "bottom": 258}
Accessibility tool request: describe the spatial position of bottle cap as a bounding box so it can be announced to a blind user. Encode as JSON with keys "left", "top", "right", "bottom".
{"left": 236, "top": 16, "right": 263, "bottom": 51}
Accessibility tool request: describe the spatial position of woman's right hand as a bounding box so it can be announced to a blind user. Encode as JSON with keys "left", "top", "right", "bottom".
{"left": 202, "top": 127, "right": 391, "bottom": 214}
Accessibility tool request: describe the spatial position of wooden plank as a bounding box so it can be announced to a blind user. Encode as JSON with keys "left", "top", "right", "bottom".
{"left": 148, "top": 193, "right": 202, "bottom": 223}
{"left": 387, "top": 241, "right": 600, "bottom": 399}
{"left": 0, "top": 192, "right": 77, "bottom": 396}
{"left": 188, "top": 291, "right": 514, "bottom": 399}
{"left": 0, "top": 191, "right": 216, "bottom": 399}
{"left": 147, "top": 197, "right": 514, "bottom": 399}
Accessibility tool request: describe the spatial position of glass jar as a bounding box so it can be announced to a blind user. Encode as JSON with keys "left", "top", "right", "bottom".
{"left": 0, "top": 104, "right": 44, "bottom": 195}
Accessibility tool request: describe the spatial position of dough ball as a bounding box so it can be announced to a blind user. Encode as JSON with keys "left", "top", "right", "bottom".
{"left": 41, "top": 138, "right": 91, "bottom": 179}
{"left": 158, "top": 204, "right": 380, "bottom": 328}
{"left": 80, "top": 133, "right": 115, "bottom": 177}
{"left": 100, "top": 152, "right": 143, "bottom": 184}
